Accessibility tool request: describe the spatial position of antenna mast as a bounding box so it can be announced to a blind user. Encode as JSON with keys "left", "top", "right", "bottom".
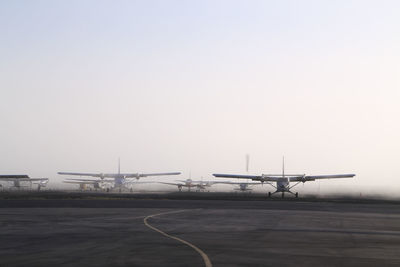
{"left": 118, "top": 158, "right": 120, "bottom": 175}
{"left": 246, "top": 154, "right": 250, "bottom": 173}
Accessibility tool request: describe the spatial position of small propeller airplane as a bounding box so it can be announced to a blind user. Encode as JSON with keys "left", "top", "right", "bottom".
{"left": 0, "top": 175, "right": 49, "bottom": 190}
{"left": 159, "top": 178, "right": 222, "bottom": 192}
{"left": 218, "top": 181, "right": 263, "bottom": 192}
{"left": 59, "top": 159, "right": 181, "bottom": 191}
{"left": 216, "top": 154, "right": 264, "bottom": 192}
{"left": 63, "top": 178, "right": 109, "bottom": 191}
{"left": 213, "top": 157, "right": 355, "bottom": 198}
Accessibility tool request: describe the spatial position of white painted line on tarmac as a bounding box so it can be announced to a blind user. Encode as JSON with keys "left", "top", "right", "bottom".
{"left": 144, "top": 210, "right": 212, "bottom": 267}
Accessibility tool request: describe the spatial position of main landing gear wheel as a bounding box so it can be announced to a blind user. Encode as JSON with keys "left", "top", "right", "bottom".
{"left": 268, "top": 192, "right": 271, "bottom": 198}
{"left": 281, "top": 192, "right": 285, "bottom": 198}
{"left": 295, "top": 192, "right": 298, "bottom": 198}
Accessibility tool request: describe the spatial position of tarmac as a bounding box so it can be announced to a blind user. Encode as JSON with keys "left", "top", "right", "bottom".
{"left": 1, "top": 193, "right": 400, "bottom": 266}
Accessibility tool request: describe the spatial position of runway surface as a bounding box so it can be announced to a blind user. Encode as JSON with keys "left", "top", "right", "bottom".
{"left": 1, "top": 197, "right": 400, "bottom": 266}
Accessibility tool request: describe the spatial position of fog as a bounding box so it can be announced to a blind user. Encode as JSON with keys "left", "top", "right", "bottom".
{"left": 1, "top": 1, "right": 399, "bottom": 195}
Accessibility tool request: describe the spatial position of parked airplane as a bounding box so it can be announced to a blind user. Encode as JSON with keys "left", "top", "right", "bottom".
{"left": 58, "top": 160, "right": 181, "bottom": 191}
{"left": 63, "top": 178, "right": 109, "bottom": 191}
{"left": 213, "top": 158, "right": 355, "bottom": 198}
{"left": 160, "top": 179, "right": 221, "bottom": 192}
{"left": 0, "top": 175, "right": 49, "bottom": 190}
{"left": 63, "top": 178, "right": 154, "bottom": 192}
{"left": 219, "top": 181, "right": 263, "bottom": 192}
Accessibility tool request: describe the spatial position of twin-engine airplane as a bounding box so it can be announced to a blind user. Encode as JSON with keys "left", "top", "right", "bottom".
{"left": 59, "top": 160, "right": 181, "bottom": 191}
{"left": 213, "top": 158, "right": 355, "bottom": 198}
{"left": 0, "top": 175, "right": 49, "bottom": 190}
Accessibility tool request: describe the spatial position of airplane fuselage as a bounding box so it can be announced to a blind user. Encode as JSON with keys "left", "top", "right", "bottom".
{"left": 276, "top": 179, "right": 290, "bottom": 192}
{"left": 238, "top": 183, "right": 251, "bottom": 191}
{"left": 114, "top": 175, "right": 126, "bottom": 186}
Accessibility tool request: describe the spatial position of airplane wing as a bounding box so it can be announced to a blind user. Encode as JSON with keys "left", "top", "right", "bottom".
{"left": 63, "top": 180, "right": 98, "bottom": 184}
{"left": 158, "top": 182, "right": 184, "bottom": 186}
{"left": 125, "top": 172, "right": 181, "bottom": 178}
{"left": 64, "top": 178, "right": 107, "bottom": 182}
{"left": 190, "top": 180, "right": 228, "bottom": 185}
{"left": 213, "top": 174, "right": 263, "bottom": 180}
{"left": 0, "top": 177, "right": 48, "bottom": 182}
{"left": 124, "top": 181, "right": 157, "bottom": 185}
{"left": 59, "top": 172, "right": 181, "bottom": 178}
{"left": 217, "top": 181, "right": 264, "bottom": 185}
{"left": 58, "top": 172, "right": 104, "bottom": 177}
{"left": 290, "top": 174, "right": 356, "bottom": 182}
{"left": 0, "top": 175, "right": 30, "bottom": 179}
{"left": 213, "top": 174, "right": 281, "bottom": 182}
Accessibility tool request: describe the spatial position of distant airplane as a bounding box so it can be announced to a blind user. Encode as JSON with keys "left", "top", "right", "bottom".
{"left": 63, "top": 178, "right": 154, "bottom": 192}
{"left": 58, "top": 159, "right": 181, "bottom": 191}
{"left": 213, "top": 158, "right": 355, "bottom": 198}
{"left": 160, "top": 179, "right": 221, "bottom": 192}
{"left": 63, "top": 178, "right": 108, "bottom": 191}
{"left": 0, "top": 175, "right": 49, "bottom": 190}
{"left": 216, "top": 154, "right": 263, "bottom": 192}
{"left": 218, "top": 181, "right": 263, "bottom": 192}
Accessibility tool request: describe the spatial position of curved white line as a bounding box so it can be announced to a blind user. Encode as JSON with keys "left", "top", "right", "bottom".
{"left": 144, "top": 210, "right": 212, "bottom": 267}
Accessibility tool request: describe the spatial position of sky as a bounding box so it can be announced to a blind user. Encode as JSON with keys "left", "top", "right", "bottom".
{"left": 0, "top": 0, "right": 399, "bottom": 194}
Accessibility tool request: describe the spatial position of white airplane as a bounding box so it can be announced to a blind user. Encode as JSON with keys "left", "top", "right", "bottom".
{"left": 0, "top": 175, "right": 49, "bottom": 190}
{"left": 160, "top": 179, "right": 221, "bottom": 192}
{"left": 218, "top": 181, "right": 263, "bottom": 192}
{"left": 213, "top": 158, "right": 355, "bottom": 198}
{"left": 58, "top": 160, "right": 181, "bottom": 191}
{"left": 63, "top": 178, "right": 109, "bottom": 191}
{"left": 63, "top": 178, "right": 154, "bottom": 192}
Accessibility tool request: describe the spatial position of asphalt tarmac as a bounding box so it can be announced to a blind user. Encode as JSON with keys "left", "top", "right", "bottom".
{"left": 1, "top": 196, "right": 400, "bottom": 267}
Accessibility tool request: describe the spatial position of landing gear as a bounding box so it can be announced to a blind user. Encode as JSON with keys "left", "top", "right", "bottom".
{"left": 268, "top": 192, "right": 271, "bottom": 198}
{"left": 295, "top": 192, "right": 298, "bottom": 198}
{"left": 281, "top": 192, "right": 285, "bottom": 198}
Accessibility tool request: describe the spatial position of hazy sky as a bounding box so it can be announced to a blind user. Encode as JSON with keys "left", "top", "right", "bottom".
{"left": 1, "top": 1, "right": 399, "bottom": 193}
